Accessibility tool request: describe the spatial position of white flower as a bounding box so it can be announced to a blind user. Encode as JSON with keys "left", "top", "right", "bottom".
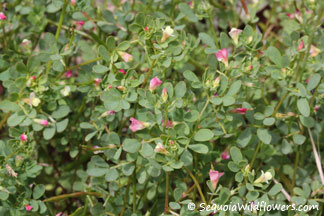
{"left": 60, "top": 86, "right": 71, "bottom": 96}
{"left": 228, "top": 28, "right": 242, "bottom": 45}
{"left": 162, "top": 26, "right": 174, "bottom": 36}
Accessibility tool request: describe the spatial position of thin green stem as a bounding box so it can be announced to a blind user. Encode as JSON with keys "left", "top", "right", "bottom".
{"left": 184, "top": 166, "right": 207, "bottom": 203}
{"left": 164, "top": 172, "right": 170, "bottom": 213}
{"left": 272, "top": 92, "right": 289, "bottom": 117}
{"left": 2, "top": 25, "right": 7, "bottom": 51}
{"left": 120, "top": 178, "right": 131, "bottom": 216}
{"left": 133, "top": 162, "right": 137, "bottom": 213}
{"left": 250, "top": 142, "right": 262, "bottom": 169}
{"left": 207, "top": 9, "right": 219, "bottom": 49}
{"left": 141, "top": 59, "right": 156, "bottom": 88}
{"left": 292, "top": 145, "right": 300, "bottom": 189}
{"left": 43, "top": 192, "right": 102, "bottom": 202}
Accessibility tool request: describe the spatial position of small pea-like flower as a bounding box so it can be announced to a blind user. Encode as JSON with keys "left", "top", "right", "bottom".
{"left": 60, "top": 86, "right": 71, "bottom": 97}
{"left": 119, "top": 69, "right": 126, "bottom": 75}
{"left": 94, "top": 78, "right": 102, "bottom": 86}
{"left": 149, "top": 77, "right": 162, "bottom": 92}
{"left": 70, "top": 0, "right": 76, "bottom": 6}
{"left": 25, "top": 205, "right": 33, "bottom": 211}
{"left": 216, "top": 48, "right": 228, "bottom": 67}
{"left": 34, "top": 119, "right": 49, "bottom": 127}
{"left": 297, "top": 40, "right": 303, "bottom": 51}
{"left": 161, "top": 88, "right": 168, "bottom": 102}
{"left": 229, "top": 28, "right": 242, "bottom": 45}
{"left": 100, "top": 110, "right": 115, "bottom": 118}
{"left": 0, "top": 12, "right": 6, "bottom": 20}
{"left": 209, "top": 170, "right": 224, "bottom": 189}
{"left": 118, "top": 51, "right": 133, "bottom": 62}
{"left": 144, "top": 26, "right": 149, "bottom": 31}
{"left": 314, "top": 105, "right": 320, "bottom": 112}
{"left": 213, "top": 76, "right": 221, "bottom": 88}
{"left": 23, "top": 93, "right": 41, "bottom": 107}
{"left": 26, "top": 76, "right": 36, "bottom": 87}
{"left": 76, "top": 21, "right": 85, "bottom": 27}
{"left": 188, "top": 1, "right": 194, "bottom": 8}
{"left": 295, "top": 9, "right": 303, "bottom": 23}
{"left": 221, "top": 151, "right": 230, "bottom": 160}
{"left": 20, "top": 134, "right": 27, "bottom": 142}
{"left": 162, "top": 120, "right": 173, "bottom": 128}
{"left": 154, "top": 143, "right": 169, "bottom": 154}
{"left": 6, "top": 164, "right": 17, "bottom": 178}
{"left": 309, "top": 45, "right": 320, "bottom": 57}
{"left": 286, "top": 13, "right": 295, "bottom": 19}
{"left": 64, "top": 70, "right": 73, "bottom": 78}
{"left": 161, "top": 26, "right": 174, "bottom": 42}
{"left": 117, "top": 86, "right": 125, "bottom": 91}
{"left": 129, "top": 117, "right": 150, "bottom": 132}
{"left": 254, "top": 170, "right": 272, "bottom": 184}
{"left": 229, "top": 108, "right": 248, "bottom": 115}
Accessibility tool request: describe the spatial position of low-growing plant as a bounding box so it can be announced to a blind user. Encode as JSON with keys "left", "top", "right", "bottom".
{"left": 0, "top": 0, "right": 324, "bottom": 215}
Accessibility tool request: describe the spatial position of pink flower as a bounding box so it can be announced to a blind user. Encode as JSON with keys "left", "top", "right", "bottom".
{"left": 71, "top": 0, "right": 76, "bottom": 6}
{"left": 144, "top": 26, "right": 149, "bottom": 31}
{"left": 64, "top": 70, "right": 73, "bottom": 78}
{"left": 216, "top": 48, "right": 228, "bottom": 67}
{"left": 25, "top": 205, "right": 33, "bottom": 211}
{"left": 0, "top": 12, "right": 6, "bottom": 20}
{"left": 162, "top": 120, "right": 173, "bottom": 128}
{"left": 129, "top": 117, "right": 150, "bottom": 132}
{"left": 213, "top": 92, "right": 218, "bottom": 97}
{"left": 209, "top": 170, "right": 224, "bottom": 189}
{"left": 286, "top": 13, "right": 295, "bottom": 19}
{"left": 315, "top": 105, "right": 320, "bottom": 112}
{"left": 76, "top": 21, "right": 85, "bottom": 26}
{"left": 119, "top": 52, "right": 133, "bottom": 62}
{"left": 309, "top": 45, "right": 320, "bottom": 57}
{"left": 229, "top": 108, "right": 248, "bottom": 115}
{"left": 117, "top": 86, "right": 125, "bottom": 91}
{"left": 119, "top": 69, "right": 126, "bottom": 75}
{"left": 6, "top": 164, "right": 17, "bottom": 178}
{"left": 30, "top": 76, "right": 36, "bottom": 80}
{"left": 149, "top": 77, "right": 162, "bottom": 92}
{"left": 261, "top": 77, "right": 265, "bottom": 83}
{"left": 40, "top": 119, "right": 49, "bottom": 126}
{"left": 154, "top": 143, "right": 169, "bottom": 154}
{"left": 56, "top": 213, "right": 63, "bottom": 216}
{"left": 161, "top": 88, "right": 168, "bottom": 102}
{"left": 94, "top": 78, "right": 102, "bottom": 86}
{"left": 20, "top": 134, "right": 27, "bottom": 142}
{"left": 100, "top": 110, "right": 115, "bottom": 118}
{"left": 297, "top": 40, "right": 303, "bottom": 51}
{"left": 221, "top": 151, "right": 230, "bottom": 160}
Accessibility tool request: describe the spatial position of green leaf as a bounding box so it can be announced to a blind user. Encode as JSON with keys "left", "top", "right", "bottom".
{"left": 297, "top": 98, "right": 310, "bottom": 117}
{"left": 33, "top": 184, "right": 45, "bottom": 199}
{"left": 199, "top": 33, "right": 216, "bottom": 48}
{"left": 246, "top": 191, "right": 259, "bottom": 201}
{"left": 0, "top": 100, "right": 20, "bottom": 113}
{"left": 140, "top": 143, "right": 154, "bottom": 157}
{"left": 257, "top": 129, "right": 272, "bottom": 144}
{"left": 180, "top": 150, "right": 193, "bottom": 166}
{"left": 188, "top": 144, "right": 209, "bottom": 154}
{"left": 99, "top": 45, "right": 110, "bottom": 62}
{"left": 117, "top": 41, "right": 130, "bottom": 51}
{"left": 222, "top": 96, "right": 235, "bottom": 106}
{"left": 56, "top": 119, "right": 69, "bottom": 133}
{"left": 220, "top": 32, "right": 230, "bottom": 49}
{"left": 293, "top": 134, "right": 306, "bottom": 145}
{"left": 43, "top": 127, "right": 56, "bottom": 140}
{"left": 230, "top": 147, "right": 243, "bottom": 163}
{"left": 226, "top": 80, "right": 241, "bottom": 96}
{"left": 236, "top": 128, "right": 252, "bottom": 148}
{"left": 105, "top": 168, "right": 118, "bottom": 182}
{"left": 93, "top": 65, "right": 109, "bottom": 74}
{"left": 194, "top": 129, "right": 214, "bottom": 141}
{"left": 268, "top": 183, "right": 282, "bottom": 196}
{"left": 307, "top": 74, "right": 321, "bottom": 91}
{"left": 299, "top": 116, "right": 314, "bottom": 128}
{"left": 175, "top": 81, "right": 186, "bottom": 98}
{"left": 123, "top": 138, "right": 141, "bottom": 153}
{"left": 106, "top": 36, "right": 116, "bottom": 52}
{"left": 0, "top": 191, "right": 9, "bottom": 200}
{"left": 228, "top": 161, "right": 240, "bottom": 172}
{"left": 7, "top": 113, "right": 25, "bottom": 127}
{"left": 263, "top": 117, "right": 275, "bottom": 126}
{"left": 87, "top": 167, "right": 106, "bottom": 177}
{"left": 178, "top": 3, "right": 198, "bottom": 22}
{"left": 266, "top": 46, "right": 282, "bottom": 67}
{"left": 52, "top": 106, "right": 70, "bottom": 119}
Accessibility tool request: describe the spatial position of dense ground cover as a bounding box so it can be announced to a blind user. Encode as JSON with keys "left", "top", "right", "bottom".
{"left": 0, "top": 0, "right": 324, "bottom": 215}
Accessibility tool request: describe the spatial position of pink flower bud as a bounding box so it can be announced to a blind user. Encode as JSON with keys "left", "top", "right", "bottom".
{"left": 20, "top": 134, "right": 27, "bottom": 142}
{"left": 161, "top": 87, "right": 168, "bottom": 102}
{"left": 71, "top": 0, "right": 76, "bottom": 6}
{"left": 40, "top": 120, "right": 49, "bottom": 126}
{"left": 64, "top": 70, "right": 73, "bottom": 78}
{"left": 144, "top": 26, "right": 149, "bottom": 31}
{"left": 154, "top": 143, "right": 169, "bottom": 154}
{"left": 213, "top": 92, "right": 218, "bottom": 97}
{"left": 309, "top": 45, "right": 320, "bottom": 57}
{"left": 221, "top": 151, "right": 230, "bottom": 160}
{"left": 216, "top": 48, "right": 228, "bottom": 67}
{"left": 149, "top": 77, "right": 162, "bottom": 92}
{"left": 297, "top": 40, "right": 303, "bottom": 51}
{"left": 129, "top": 117, "right": 150, "bottom": 132}
{"left": 209, "top": 170, "right": 224, "bottom": 189}
{"left": 119, "top": 52, "right": 133, "bottom": 62}
{"left": 108, "top": 84, "right": 113, "bottom": 89}
{"left": 117, "top": 86, "right": 125, "bottom": 91}
{"left": 6, "top": 164, "right": 17, "bottom": 177}
{"left": 229, "top": 108, "right": 248, "bottom": 115}
{"left": 315, "top": 105, "right": 320, "bottom": 112}
{"left": 286, "top": 13, "right": 295, "bottom": 19}
{"left": 0, "top": 12, "right": 6, "bottom": 20}
{"left": 76, "top": 21, "right": 85, "bottom": 26}
{"left": 25, "top": 205, "right": 33, "bottom": 211}
{"left": 94, "top": 78, "right": 102, "bottom": 86}
{"left": 30, "top": 76, "right": 36, "bottom": 80}
{"left": 119, "top": 69, "right": 126, "bottom": 75}
{"left": 162, "top": 120, "right": 173, "bottom": 128}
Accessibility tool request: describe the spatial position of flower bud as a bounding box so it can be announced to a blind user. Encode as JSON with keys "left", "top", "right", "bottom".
{"left": 229, "top": 28, "right": 242, "bottom": 45}
{"left": 0, "top": 12, "right": 6, "bottom": 20}
{"left": 20, "top": 134, "right": 27, "bottom": 142}
{"left": 149, "top": 77, "right": 162, "bottom": 92}
{"left": 161, "top": 87, "right": 168, "bottom": 102}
